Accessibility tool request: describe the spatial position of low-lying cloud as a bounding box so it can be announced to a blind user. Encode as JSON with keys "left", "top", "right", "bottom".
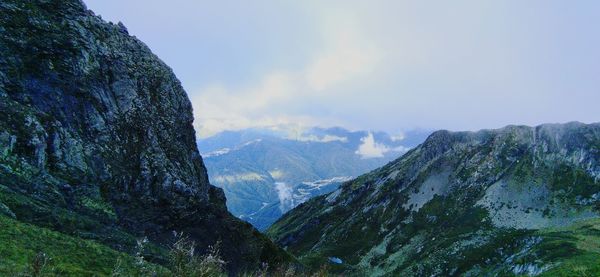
{"left": 190, "top": 10, "right": 381, "bottom": 138}
{"left": 355, "top": 133, "right": 390, "bottom": 159}
{"left": 355, "top": 133, "right": 411, "bottom": 159}
{"left": 296, "top": 134, "right": 348, "bottom": 143}
{"left": 275, "top": 182, "right": 294, "bottom": 212}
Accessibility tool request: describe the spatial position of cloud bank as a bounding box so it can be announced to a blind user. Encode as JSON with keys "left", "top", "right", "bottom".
{"left": 85, "top": 0, "right": 600, "bottom": 138}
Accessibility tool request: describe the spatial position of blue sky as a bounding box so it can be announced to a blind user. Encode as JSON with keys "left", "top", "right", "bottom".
{"left": 84, "top": 0, "right": 600, "bottom": 138}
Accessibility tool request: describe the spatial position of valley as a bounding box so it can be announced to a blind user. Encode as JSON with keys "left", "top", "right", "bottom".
{"left": 1, "top": 0, "right": 599, "bottom": 276}
{"left": 199, "top": 127, "right": 429, "bottom": 230}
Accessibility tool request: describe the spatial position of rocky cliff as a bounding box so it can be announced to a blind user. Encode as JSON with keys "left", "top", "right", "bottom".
{"left": 268, "top": 122, "right": 600, "bottom": 276}
{"left": 0, "top": 0, "right": 288, "bottom": 273}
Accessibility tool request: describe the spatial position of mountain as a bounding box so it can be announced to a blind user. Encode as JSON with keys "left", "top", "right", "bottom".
{"left": 267, "top": 122, "right": 600, "bottom": 276}
{"left": 0, "top": 0, "right": 289, "bottom": 274}
{"left": 198, "top": 127, "right": 430, "bottom": 230}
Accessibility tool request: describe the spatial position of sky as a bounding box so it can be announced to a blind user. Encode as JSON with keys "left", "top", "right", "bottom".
{"left": 84, "top": 0, "right": 600, "bottom": 138}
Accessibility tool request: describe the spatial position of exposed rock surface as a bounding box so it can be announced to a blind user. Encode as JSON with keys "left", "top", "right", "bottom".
{"left": 0, "top": 0, "right": 289, "bottom": 272}
{"left": 268, "top": 122, "right": 600, "bottom": 276}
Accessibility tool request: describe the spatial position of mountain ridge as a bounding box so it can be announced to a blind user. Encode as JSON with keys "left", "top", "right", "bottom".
{"left": 268, "top": 121, "right": 600, "bottom": 276}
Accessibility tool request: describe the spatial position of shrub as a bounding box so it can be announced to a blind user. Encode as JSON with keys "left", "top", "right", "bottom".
{"left": 169, "top": 233, "right": 226, "bottom": 277}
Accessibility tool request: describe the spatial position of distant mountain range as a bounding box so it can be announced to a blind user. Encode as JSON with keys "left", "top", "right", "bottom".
{"left": 198, "top": 127, "right": 431, "bottom": 230}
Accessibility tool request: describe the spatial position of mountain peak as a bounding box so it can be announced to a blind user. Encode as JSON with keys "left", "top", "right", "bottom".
{"left": 268, "top": 122, "right": 600, "bottom": 275}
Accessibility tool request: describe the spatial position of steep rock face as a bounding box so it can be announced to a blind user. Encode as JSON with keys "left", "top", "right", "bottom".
{"left": 0, "top": 0, "right": 288, "bottom": 272}
{"left": 268, "top": 122, "right": 600, "bottom": 276}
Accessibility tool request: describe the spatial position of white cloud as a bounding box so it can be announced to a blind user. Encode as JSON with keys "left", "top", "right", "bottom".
{"left": 322, "top": 135, "right": 349, "bottom": 142}
{"left": 354, "top": 132, "right": 412, "bottom": 159}
{"left": 355, "top": 132, "right": 390, "bottom": 159}
{"left": 305, "top": 29, "right": 381, "bottom": 91}
{"left": 88, "top": 1, "right": 600, "bottom": 137}
{"left": 212, "top": 173, "right": 265, "bottom": 184}
{"left": 295, "top": 134, "right": 348, "bottom": 143}
{"left": 275, "top": 182, "right": 293, "bottom": 212}
{"left": 190, "top": 72, "right": 314, "bottom": 137}
{"left": 390, "top": 133, "right": 405, "bottom": 142}
{"left": 190, "top": 7, "right": 383, "bottom": 138}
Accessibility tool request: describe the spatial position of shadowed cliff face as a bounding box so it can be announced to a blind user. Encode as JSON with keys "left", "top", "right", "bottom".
{"left": 268, "top": 122, "right": 600, "bottom": 276}
{"left": 0, "top": 0, "right": 289, "bottom": 272}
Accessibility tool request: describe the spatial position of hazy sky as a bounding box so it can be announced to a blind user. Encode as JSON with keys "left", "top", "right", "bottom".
{"left": 84, "top": 0, "right": 600, "bottom": 138}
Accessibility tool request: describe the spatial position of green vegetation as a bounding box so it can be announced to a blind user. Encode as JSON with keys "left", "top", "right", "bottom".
{"left": 268, "top": 124, "right": 600, "bottom": 276}
{"left": 551, "top": 163, "right": 600, "bottom": 200}
{"left": 78, "top": 196, "right": 117, "bottom": 221}
{"left": 0, "top": 183, "right": 149, "bottom": 255}
{"left": 0, "top": 214, "right": 332, "bottom": 277}
{"left": 0, "top": 214, "right": 165, "bottom": 276}
{"left": 536, "top": 219, "right": 600, "bottom": 276}
{"left": 167, "top": 234, "right": 226, "bottom": 277}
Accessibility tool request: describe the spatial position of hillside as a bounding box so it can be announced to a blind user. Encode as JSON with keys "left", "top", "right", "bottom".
{"left": 0, "top": 0, "right": 289, "bottom": 273}
{"left": 268, "top": 122, "right": 600, "bottom": 276}
{"left": 199, "top": 127, "right": 429, "bottom": 230}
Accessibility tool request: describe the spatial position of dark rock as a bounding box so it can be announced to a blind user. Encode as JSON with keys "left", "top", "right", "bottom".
{"left": 0, "top": 0, "right": 290, "bottom": 273}
{"left": 117, "top": 21, "right": 128, "bottom": 35}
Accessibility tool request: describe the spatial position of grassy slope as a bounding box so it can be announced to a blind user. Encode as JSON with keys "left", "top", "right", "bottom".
{"left": 2, "top": 213, "right": 599, "bottom": 277}
{"left": 267, "top": 125, "right": 600, "bottom": 275}
{"left": 0, "top": 215, "right": 169, "bottom": 276}
{"left": 536, "top": 219, "right": 600, "bottom": 276}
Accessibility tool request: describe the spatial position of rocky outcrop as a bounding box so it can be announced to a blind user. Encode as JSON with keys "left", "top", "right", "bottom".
{"left": 268, "top": 122, "right": 600, "bottom": 276}
{"left": 0, "top": 0, "right": 289, "bottom": 272}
